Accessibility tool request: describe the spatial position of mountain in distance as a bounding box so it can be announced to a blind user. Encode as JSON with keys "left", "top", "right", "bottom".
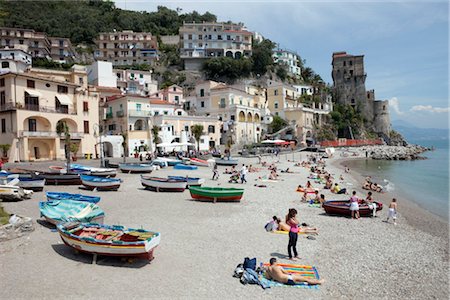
{"left": 391, "top": 119, "right": 449, "bottom": 141}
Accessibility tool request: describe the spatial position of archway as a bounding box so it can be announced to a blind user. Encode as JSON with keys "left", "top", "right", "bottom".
{"left": 225, "top": 51, "right": 233, "bottom": 57}
{"left": 28, "top": 139, "right": 52, "bottom": 160}
{"left": 238, "top": 111, "right": 245, "bottom": 122}
{"left": 134, "top": 119, "right": 145, "bottom": 131}
{"left": 56, "top": 118, "right": 78, "bottom": 133}
{"left": 234, "top": 51, "right": 242, "bottom": 59}
{"left": 104, "top": 141, "right": 113, "bottom": 157}
{"left": 246, "top": 112, "right": 253, "bottom": 123}
{"left": 254, "top": 113, "right": 260, "bottom": 123}
{"left": 23, "top": 116, "right": 51, "bottom": 132}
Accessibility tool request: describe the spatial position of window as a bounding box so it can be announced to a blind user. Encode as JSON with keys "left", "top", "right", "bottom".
{"left": 231, "top": 115, "right": 235, "bottom": 121}
{"left": 34, "top": 41, "right": 39, "bottom": 47}
{"left": 136, "top": 103, "right": 141, "bottom": 111}
{"left": 349, "top": 61, "right": 353, "bottom": 66}
{"left": 84, "top": 121, "right": 89, "bottom": 134}
{"left": 59, "top": 40, "right": 64, "bottom": 47}
{"left": 200, "top": 89, "right": 205, "bottom": 97}
{"left": 184, "top": 126, "right": 189, "bottom": 132}
{"left": 174, "top": 95, "right": 179, "bottom": 103}
{"left": 103, "top": 43, "right": 107, "bottom": 48}
{"left": 177, "top": 111, "right": 182, "bottom": 116}
{"left": 0, "top": 78, "right": 4, "bottom": 87}
{"left": 219, "top": 98, "right": 226, "bottom": 108}
{"left": 343, "top": 61, "right": 346, "bottom": 66}
{"left": 274, "top": 89, "right": 278, "bottom": 96}
{"left": 208, "top": 125, "right": 215, "bottom": 133}
{"left": 1, "top": 62, "right": 8, "bottom": 69}
{"left": 28, "top": 119, "right": 37, "bottom": 131}
{"left": 79, "top": 77, "right": 84, "bottom": 85}
{"left": 19, "top": 39, "right": 24, "bottom": 45}
{"left": 57, "top": 85, "right": 68, "bottom": 94}
{"left": 201, "top": 101, "right": 205, "bottom": 108}
{"left": 173, "top": 87, "right": 176, "bottom": 92}
{"left": 0, "top": 91, "right": 5, "bottom": 105}
{"left": 83, "top": 101, "right": 89, "bottom": 112}
{"left": 140, "top": 74, "right": 144, "bottom": 79}
{"left": 154, "top": 111, "right": 159, "bottom": 115}
{"left": 274, "top": 102, "right": 279, "bottom": 109}
{"left": 163, "top": 111, "right": 168, "bottom": 115}
{"left": 27, "top": 80, "right": 35, "bottom": 88}
{"left": 108, "top": 124, "right": 116, "bottom": 131}
{"left": 1, "top": 118, "right": 5, "bottom": 133}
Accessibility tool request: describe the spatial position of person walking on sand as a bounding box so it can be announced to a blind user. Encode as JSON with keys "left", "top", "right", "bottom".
{"left": 386, "top": 198, "right": 398, "bottom": 225}
{"left": 265, "top": 257, "right": 324, "bottom": 285}
{"left": 365, "top": 191, "right": 377, "bottom": 217}
{"left": 212, "top": 163, "right": 219, "bottom": 180}
{"left": 286, "top": 208, "right": 300, "bottom": 260}
{"left": 349, "top": 191, "right": 360, "bottom": 219}
{"left": 240, "top": 164, "right": 248, "bottom": 184}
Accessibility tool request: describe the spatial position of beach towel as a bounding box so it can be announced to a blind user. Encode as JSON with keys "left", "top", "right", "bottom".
{"left": 260, "top": 264, "right": 320, "bottom": 289}
{"left": 271, "top": 230, "right": 306, "bottom": 235}
{"left": 308, "top": 203, "right": 322, "bottom": 208}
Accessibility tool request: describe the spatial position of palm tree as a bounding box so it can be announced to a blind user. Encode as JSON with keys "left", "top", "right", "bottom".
{"left": 121, "top": 132, "right": 128, "bottom": 163}
{"left": 56, "top": 121, "right": 71, "bottom": 174}
{"left": 191, "top": 124, "right": 204, "bottom": 152}
{"left": 151, "top": 125, "right": 160, "bottom": 155}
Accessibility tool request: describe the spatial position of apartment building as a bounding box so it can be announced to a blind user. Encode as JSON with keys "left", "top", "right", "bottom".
{"left": 273, "top": 49, "right": 302, "bottom": 78}
{"left": 179, "top": 22, "right": 253, "bottom": 70}
{"left": 0, "top": 53, "right": 99, "bottom": 162}
{"left": 94, "top": 30, "right": 158, "bottom": 66}
{"left": 150, "top": 84, "right": 184, "bottom": 105}
{"left": 0, "top": 27, "right": 76, "bottom": 63}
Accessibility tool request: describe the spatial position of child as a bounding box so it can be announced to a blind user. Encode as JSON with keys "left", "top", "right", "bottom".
{"left": 212, "top": 164, "right": 219, "bottom": 180}
{"left": 386, "top": 198, "right": 398, "bottom": 225}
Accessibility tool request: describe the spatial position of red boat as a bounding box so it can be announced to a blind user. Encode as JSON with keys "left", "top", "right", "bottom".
{"left": 322, "top": 200, "right": 383, "bottom": 217}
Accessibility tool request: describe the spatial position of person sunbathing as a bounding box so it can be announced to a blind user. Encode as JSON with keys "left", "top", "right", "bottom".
{"left": 324, "top": 179, "right": 333, "bottom": 189}
{"left": 268, "top": 170, "right": 278, "bottom": 180}
{"left": 277, "top": 220, "right": 318, "bottom": 234}
{"left": 280, "top": 168, "right": 293, "bottom": 173}
{"left": 265, "top": 258, "right": 324, "bottom": 285}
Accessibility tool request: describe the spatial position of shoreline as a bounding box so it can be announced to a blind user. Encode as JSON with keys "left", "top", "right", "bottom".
{"left": 332, "top": 155, "right": 449, "bottom": 242}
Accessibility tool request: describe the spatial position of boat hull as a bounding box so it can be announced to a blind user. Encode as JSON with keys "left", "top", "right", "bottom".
{"left": 140, "top": 176, "right": 187, "bottom": 192}
{"left": 167, "top": 176, "right": 205, "bottom": 187}
{"left": 174, "top": 164, "right": 198, "bottom": 170}
{"left": 42, "top": 174, "right": 81, "bottom": 185}
{"left": 189, "top": 187, "right": 244, "bottom": 202}
{"left": 46, "top": 192, "right": 100, "bottom": 204}
{"left": 189, "top": 158, "right": 209, "bottom": 167}
{"left": 323, "top": 200, "right": 383, "bottom": 217}
{"left": 215, "top": 159, "right": 239, "bottom": 166}
{"left": 119, "top": 164, "right": 153, "bottom": 173}
{"left": 16, "top": 178, "right": 46, "bottom": 191}
{"left": 80, "top": 175, "right": 121, "bottom": 191}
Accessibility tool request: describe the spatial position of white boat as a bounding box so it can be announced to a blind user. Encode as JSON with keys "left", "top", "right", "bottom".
{"left": 140, "top": 175, "right": 187, "bottom": 192}
{"left": 10, "top": 175, "right": 45, "bottom": 191}
{"left": 156, "top": 157, "right": 182, "bottom": 166}
{"left": 70, "top": 164, "right": 117, "bottom": 177}
{"left": 80, "top": 175, "right": 121, "bottom": 191}
{"left": 167, "top": 176, "right": 205, "bottom": 187}
{"left": 0, "top": 182, "right": 33, "bottom": 201}
{"left": 189, "top": 158, "right": 210, "bottom": 167}
{"left": 119, "top": 163, "right": 154, "bottom": 173}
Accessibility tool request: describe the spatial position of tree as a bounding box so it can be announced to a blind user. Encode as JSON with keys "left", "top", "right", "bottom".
{"left": 151, "top": 125, "right": 160, "bottom": 153}
{"left": 56, "top": 121, "right": 71, "bottom": 173}
{"left": 269, "top": 115, "right": 288, "bottom": 133}
{"left": 191, "top": 124, "right": 204, "bottom": 152}
{"left": 0, "top": 144, "right": 11, "bottom": 158}
{"left": 121, "top": 132, "right": 128, "bottom": 163}
{"left": 203, "top": 57, "right": 252, "bottom": 82}
{"left": 251, "top": 39, "right": 276, "bottom": 75}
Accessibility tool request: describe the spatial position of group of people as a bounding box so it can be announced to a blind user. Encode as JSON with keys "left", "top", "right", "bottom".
{"left": 362, "top": 176, "right": 384, "bottom": 193}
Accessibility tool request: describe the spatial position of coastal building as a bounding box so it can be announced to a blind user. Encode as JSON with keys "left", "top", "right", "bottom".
{"left": 0, "top": 27, "right": 76, "bottom": 63}
{"left": 273, "top": 49, "right": 302, "bottom": 78}
{"left": 94, "top": 30, "right": 158, "bottom": 66}
{"left": 0, "top": 54, "right": 99, "bottom": 162}
{"left": 179, "top": 22, "right": 253, "bottom": 71}
{"left": 331, "top": 51, "right": 390, "bottom": 136}
{"left": 150, "top": 84, "right": 184, "bottom": 105}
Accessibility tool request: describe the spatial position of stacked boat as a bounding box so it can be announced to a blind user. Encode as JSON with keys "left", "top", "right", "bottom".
{"left": 189, "top": 186, "right": 244, "bottom": 203}
{"left": 140, "top": 175, "right": 187, "bottom": 192}
{"left": 70, "top": 164, "right": 117, "bottom": 177}
{"left": 80, "top": 175, "right": 121, "bottom": 191}
{"left": 46, "top": 192, "right": 100, "bottom": 204}
{"left": 119, "top": 163, "right": 154, "bottom": 173}
{"left": 0, "top": 172, "right": 45, "bottom": 191}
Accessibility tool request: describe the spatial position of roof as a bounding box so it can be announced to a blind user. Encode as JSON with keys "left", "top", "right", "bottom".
{"left": 150, "top": 99, "right": 178, "bottom": 106}
{"left": 223, "top": 30, "right": 253, "bottom": 35}
{"left": 93, "top": 86, "right": 122, "bottom": 93}
{"left": 0, "top": 71, "right": 79, "bottom": 87}
{"left": 106, "top": 95, "right": 126, "bottom": 102}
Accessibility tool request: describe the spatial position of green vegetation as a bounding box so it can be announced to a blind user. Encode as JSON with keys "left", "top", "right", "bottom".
{"left": 0, "top": 144, "right": 11, "bottom": 157}
{"left": 114, "top": 64, "right": 151, "bottom": 71}
{"left": 269, "top": 115, "right": 288, "bottom": 133}
{"left": 329, "top": 104, "right": 364, "bottom": 138}
{"left": 191, "top": 124, "right": 204, "bottom": 151}
{"left": 0, "top": 1, "right": 217, "bottom": 44}
{"left": 32, "top": 58, "right": 75, "bottom": 71}
{"left": 251, "top": 39, "right": 276, "bottom": 75}
{"left": 151, "top": 125, "right": 161, "bottom": 147}
{"left": 203, "top": 57, "right": 252, "bottom": 82}
{"left": 158, "top": 43, "right": 181, "bottom": 67}
{"left": 0, "top": 205, "right": 10, "bottom": 225}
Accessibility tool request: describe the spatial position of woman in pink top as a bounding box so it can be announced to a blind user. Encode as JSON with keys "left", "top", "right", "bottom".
{"left": 349, "top": 191, "right": 360, "bottom": 219}
{"left": 286, "top": 208, "right": 300, "bottom": 260}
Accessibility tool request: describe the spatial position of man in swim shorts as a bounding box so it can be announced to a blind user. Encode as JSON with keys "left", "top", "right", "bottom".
{"left": 265, "top": 258, "right": 324, "bottom": 285}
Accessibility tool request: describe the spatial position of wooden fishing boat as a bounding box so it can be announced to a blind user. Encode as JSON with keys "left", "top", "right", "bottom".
{"left": 322, "top": 200, "right": 383, "bottom": 217}
{"left": 119, "top": 163, "right": 154, "bottom": 173}
{"left": 40, "top": 173, "right": 81, "bottom": 185}
{"left": 0, "top": 173, "right": 46, "bottom": 191}
{"left": 189, "top": 158, "right": 210, "bottom": 167}
{"left": 46, "top": 192, "right": 101, "bottom": 204}
{"left": 0, "top": 184, "right": 33, "bottom": 201}
{"left": 39, "top": 200, "right": 105, "bottom": 225}
{"left": 70, "top": 164, "right": 117, "bottom": 177}
{"left": 80, "top": 175, "right": 121, "bottom": 191}
{"left": 57, "top": 222, "right": 161, "bottom": 261}
{"left": 151, "top": 159, "right": 168, "bottom": 168}
{"left": 156, "top": 157, "right": 182, "bottom": 166}
{"left": 174, "top": 164, "right": 198, "bottom": 170}
{"left": 189, "top": 186, "right": 244, "bottom": 203}
{"left": 215, "top": 158, "right": 239, "bottom": 166}
{"left": 167, "top": 176, "right": 205, "bottom": 187}
{"left": 140, "top": 175, "right": 187, "bottom": 192}
{"left": 48, "top": 166, "right": 66, "bottom": 174}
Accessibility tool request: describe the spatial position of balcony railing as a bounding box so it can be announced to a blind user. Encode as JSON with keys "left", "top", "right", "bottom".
{"left": 20, "top": 131, "right": 85, "bottom": 138}
{"left": 116, "top": 110, "right": 125, "bottom": 117}
{"left": 128, "top": 109, "right": 151, "bottom": 117}
{"left": 105, "top": 112, "right": 113, "bottom": 119}
{"left": 0, "top": 102, "right": 76, "bottom": 115}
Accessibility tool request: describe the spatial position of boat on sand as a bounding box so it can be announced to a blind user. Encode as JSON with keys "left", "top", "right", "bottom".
{"left": 322, "top": 200, "right": 383, "bottom": 217}
{"left": 140, "top": 176, "right": 187, "bottom": 192}
{"left": 189, "top": 186, "right": 244, "bottom": 203}
{"left": 39, "top": 200, "right": 105, "bottom": 225}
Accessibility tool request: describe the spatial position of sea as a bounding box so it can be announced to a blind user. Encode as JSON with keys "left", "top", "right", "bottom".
{"left": 345, "top": 138, "right": 449, "bottom": 220}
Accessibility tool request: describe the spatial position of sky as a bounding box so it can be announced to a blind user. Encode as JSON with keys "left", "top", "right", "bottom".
{"left": 114, "top": 0, "right": 449, "bottom": 129}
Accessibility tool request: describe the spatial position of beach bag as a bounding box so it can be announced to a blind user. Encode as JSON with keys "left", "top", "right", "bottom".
{"left": 243, "top": 257, "right": 257, "bottom": 270}
{"left": 233, "top": 264, "right": 244, "bottom": 278}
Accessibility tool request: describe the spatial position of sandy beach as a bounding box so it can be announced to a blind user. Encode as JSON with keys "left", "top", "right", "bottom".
{"left": 0, "top": 152, "right": 448, "bottom": 299}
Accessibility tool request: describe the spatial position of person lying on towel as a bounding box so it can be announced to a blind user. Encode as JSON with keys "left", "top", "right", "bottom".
{"left": 265, "top": 258, "right": 324, "bottom": 285}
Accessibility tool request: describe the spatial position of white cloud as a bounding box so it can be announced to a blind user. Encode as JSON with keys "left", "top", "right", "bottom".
{"left": 410, "top": 105, "right": 450, "bottom": 113}
{"left": 389, "top": 97, "right": 404, "bottom": 115}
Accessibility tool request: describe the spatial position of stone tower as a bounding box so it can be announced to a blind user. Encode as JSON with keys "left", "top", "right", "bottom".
{"left": 331, "top": 51, "right": 390, "bottom": 136}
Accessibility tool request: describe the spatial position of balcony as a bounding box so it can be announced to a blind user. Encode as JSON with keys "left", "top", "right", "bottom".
{"left": 0, "top": 102, "right": 76, "bottom": 115}
{"left": 105, "top": 112, "right": 113, "bottom": 119}
{"left": 128, "top": 109, "right": 151, "bottom": 117}
{"left": 20, "top": 131, "right": 85, "bottom": 139}
{"left": 116, "top": 110, "right": 125, "bottom": 117}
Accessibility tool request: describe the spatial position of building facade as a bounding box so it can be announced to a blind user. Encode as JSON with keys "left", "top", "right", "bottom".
{"left": 94, "top": 31, "right": 158, "bottom": 66}
{"left": 0, "top": 57, "right": 99, "bottom": 162}
{"left": 273, "top": 49, "right": 301, "bottom": 78}
{"left": 179, "top": 22, "right": 253, "bottom": 70}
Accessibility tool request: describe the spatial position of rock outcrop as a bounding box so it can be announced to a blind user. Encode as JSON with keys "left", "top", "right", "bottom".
{"left": 364, "top": 145, "right": 430, "bottom": 160}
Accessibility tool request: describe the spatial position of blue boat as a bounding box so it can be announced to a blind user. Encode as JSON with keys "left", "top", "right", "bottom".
{"left": 167, "top": 176, "right": 205, "bottom": 186}
{"left": 0, "top": 173, "right": 46, "bottom": 191}
{"left": 80, "top": 175, "right": 121, "bottom": 191}
{"left": 174, "top": 164, "right": 198, "bottom": 170}
{"left": 39, "top": 200, "right": 105, "bottom": 225}
{"left": 46, "top": 192, "right": 101, "bottom": 204}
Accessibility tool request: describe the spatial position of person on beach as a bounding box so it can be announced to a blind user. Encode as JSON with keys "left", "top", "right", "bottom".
{"left": 332, "top": 183, "right": 347, "bottom": 194}
{"left": 349, "top": 191, "right": 360, "bottom": 219}
{"left": 240, "top": 164, "right": 248, "bottom": 184}
{"left": 265, "top": 258, "right": 324, "bottom": 285}
{"left": 324, "top": 177, "right": 333, "bottom": 189}
{"left": 319, "top": 194, "right": 326, "bottom": 206}
{"left": 265, "top": 216, "right": 280, "bottom": 232}
{"left": 212, "top": 163, "right": 219, "bottom": 180}
{"left": 386, "top": 198, "right": 398, "bottom": 225}
{"left": 365, "top": 192, "right": 377, "bottom": 217}
{"left": 286, "top": 208, "right": 300, "bottom": 260}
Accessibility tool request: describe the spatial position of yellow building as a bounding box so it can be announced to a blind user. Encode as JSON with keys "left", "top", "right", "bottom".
{"left": 0, "top": 61, "right": 99, "bottom": 161}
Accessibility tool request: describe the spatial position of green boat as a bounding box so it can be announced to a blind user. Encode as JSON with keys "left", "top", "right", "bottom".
{"left": 189, "top": 186, "right": 244, "bottom": 203}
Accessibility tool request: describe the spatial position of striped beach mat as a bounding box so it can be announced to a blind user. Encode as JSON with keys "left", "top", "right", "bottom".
{"left": 260, "top": 263, "right": 320, "bottom": 289}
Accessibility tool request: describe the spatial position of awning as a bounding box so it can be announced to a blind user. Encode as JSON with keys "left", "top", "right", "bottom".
{"left": 25, "top": 89, "right": 42, "bottom": 97}
{"left": 56, "top": 94, "right": 72, "bottom": 105}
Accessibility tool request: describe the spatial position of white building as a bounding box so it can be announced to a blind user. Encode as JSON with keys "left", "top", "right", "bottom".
{"left": 273, "top": 49, "right": 302, "bottom": 78}
{"left": 87, "top": 61, "right": 117, "bottom": 88}
{"left": 293, "top": 84, "right": 314, "bottom": 96}
{"left": 0, "top": 49, "right": 32, "bottom": 74}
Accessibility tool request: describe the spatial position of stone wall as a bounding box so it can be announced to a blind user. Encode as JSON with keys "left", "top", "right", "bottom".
{"left": 373, "top": 100, "right": 390, "bottom": 135}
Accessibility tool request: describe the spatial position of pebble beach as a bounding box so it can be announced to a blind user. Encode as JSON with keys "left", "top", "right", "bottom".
{"left": 0, "top": 151, "right": 448, "bottom": 299}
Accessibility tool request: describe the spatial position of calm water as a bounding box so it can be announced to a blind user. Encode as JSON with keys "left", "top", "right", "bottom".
{"left": 346, "top": 139, "right": 449, "bottom": 220}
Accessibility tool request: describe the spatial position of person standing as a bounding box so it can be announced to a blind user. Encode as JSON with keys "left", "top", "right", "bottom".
{"left": 286, "top": 208, "right": 300, "bottom": 260}
{"left": 212, "top": 163, "right": 219, "bottom": 180}
{"left": 386, "top": 198, "right": 398, "bottom": 225}
{"left": 349, "top": 191, "right": 360, "bottom": 219}
{"left": 240, "top": 164, "right": 248, "bottom": 184}
{"left": 365, "top": 191, "right": 377, "bottom": 217}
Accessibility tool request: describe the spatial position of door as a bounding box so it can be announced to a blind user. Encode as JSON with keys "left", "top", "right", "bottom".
{"left": 34, "top": 147, "right": 40, "bottom": 159}
{"left": 28, "top": 119, "right": 37, "bottom": 131}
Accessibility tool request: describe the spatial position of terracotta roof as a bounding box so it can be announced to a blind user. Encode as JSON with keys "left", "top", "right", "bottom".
{"left": 150, "top": 99, "right": 177, "bottom": 106}
{"left": 106, "top": 95, "right": 126, "bottom": 102}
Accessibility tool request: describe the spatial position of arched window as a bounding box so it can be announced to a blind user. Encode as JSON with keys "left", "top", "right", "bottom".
{"left": 208, "top": 125, "right": 215, "bottom": 133}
